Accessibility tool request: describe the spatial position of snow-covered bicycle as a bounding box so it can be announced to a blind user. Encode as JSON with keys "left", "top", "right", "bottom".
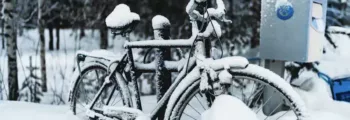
{"left": 68, "top": 0, "right": 308, "bottom": 120}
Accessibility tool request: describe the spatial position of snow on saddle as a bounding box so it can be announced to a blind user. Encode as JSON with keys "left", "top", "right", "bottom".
{"left": 105, "top": 4, "right": 140, "bottom": 35}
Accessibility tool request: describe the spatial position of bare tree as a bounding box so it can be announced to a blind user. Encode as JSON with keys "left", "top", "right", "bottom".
{"left": 56, "top": 21, "right": 60, "bottom": 50}
{"left": 48, "top": 23, "right": 54, "bottom": 50}
{"left": 3, "top": 0, "right": 19, "bottom": 100}
{"left": 1, "top": 19, "right": 4, "bottom": 49}
{"left": 38, "top": 0, "right": 47, "bottom": 92}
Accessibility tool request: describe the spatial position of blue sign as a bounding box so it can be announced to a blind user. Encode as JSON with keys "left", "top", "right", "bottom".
{"left": 277, "top": 4, "right": 294, "bottom": 20}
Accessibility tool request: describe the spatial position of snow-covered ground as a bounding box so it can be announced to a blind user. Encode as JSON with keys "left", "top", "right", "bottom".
{"left": 0, "top": 101, "right": 80, "bottom": 120}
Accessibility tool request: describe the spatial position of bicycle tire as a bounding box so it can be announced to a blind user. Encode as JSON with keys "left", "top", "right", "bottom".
{"left": 69, "top": 62, "right": 129, "bottom": 118}
{"left": 165, "top": 64, "right": 308, "bottom": 120}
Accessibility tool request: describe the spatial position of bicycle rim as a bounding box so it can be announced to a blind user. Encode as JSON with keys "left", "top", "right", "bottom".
{"left": 71, "top": 65, "right": 125, "bottom": 119}
{"left": 170, "top": 75, "right": 302, "bottom": 120}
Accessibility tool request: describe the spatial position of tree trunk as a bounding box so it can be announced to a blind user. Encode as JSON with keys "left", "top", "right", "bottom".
{"left": 38, "top": 0, "right": 47, "bottom": 92}
{"left": 3, "top": 0, "right": 19, "bottom": 100}
{"left": 79, "top": 26, "right": 85, "bottom": 39}
{"left": 56, "top": 25, "right": 60, "bottom": 50}
{"left": 99, "top": 25, "right": 108, "bottom": 49}
{"left": 2, "top": 20, "right": 4, "bottom": 49}
{"left": 48, "top": 25, "right": 54, "bottom": 50}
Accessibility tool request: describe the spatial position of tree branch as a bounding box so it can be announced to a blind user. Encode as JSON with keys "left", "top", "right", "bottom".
{"left": 23, "top": 8, "right": 38, "bottom": 23}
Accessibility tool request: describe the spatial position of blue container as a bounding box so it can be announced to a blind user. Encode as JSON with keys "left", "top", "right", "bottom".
{"left": 331, "top": 78, "right": 350, "bottom": 102}
{"left": 319, "top": 72, "right": 350, "bottom": 102}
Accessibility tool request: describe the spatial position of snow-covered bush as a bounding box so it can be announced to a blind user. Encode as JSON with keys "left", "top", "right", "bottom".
{"left": 18, "top": 77, "right": 43, "bottom": 103}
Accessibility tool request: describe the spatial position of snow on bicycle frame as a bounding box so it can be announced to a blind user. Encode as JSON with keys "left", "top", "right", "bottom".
{"left": 70, "top": 1, "right": 309, "bottom": 120}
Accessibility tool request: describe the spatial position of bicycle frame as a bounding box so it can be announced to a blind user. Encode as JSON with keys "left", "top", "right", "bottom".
{"left": 81, "top": 0, "right": 233, "bottom": 119}
{"left": 83, "top": 35, "right": 210, "bottom": 119}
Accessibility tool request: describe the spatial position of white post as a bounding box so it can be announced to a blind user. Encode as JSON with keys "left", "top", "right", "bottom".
{"left": 263, "top": 60, "right": 286, "bottom": 115}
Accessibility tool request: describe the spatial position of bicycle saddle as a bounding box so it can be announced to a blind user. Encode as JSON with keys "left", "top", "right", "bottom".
{"left": 105, "top": 4, "right": 140, "bottom": 35}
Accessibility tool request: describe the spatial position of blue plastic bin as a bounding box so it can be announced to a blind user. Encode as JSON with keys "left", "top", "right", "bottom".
{"left": 319, "top": 72, "right": 350, "bottom": 102}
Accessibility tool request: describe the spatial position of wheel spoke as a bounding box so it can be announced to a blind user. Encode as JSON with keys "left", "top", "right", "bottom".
{"left": 248, "top": 87, "right": 264, "bottom": 107}
{"left": 183, "top": 112, "right": 198, "bottom": 120}
{"left": 264, "top": 102, "right": 283, "bottom": 120}
{"left": 194, "top": 95, "right": 206, "bottom": 110}
{"left": 247, "top": 82, "right": 256, "bottom": 103}
{"left": 188, "top": 104, "right": 202, "bottom": 115}
{"left": 276, "top": 110, "right": 290, "bottom": 120}
{"left": 76, "top": 87, "right": 92, "bottom": 104}
{"left": 95, "top": 70, "right": 100, "bottom": 80}
{"left": 256, "top": 91, "right": 274, "bottom": 113}
{"left": 112, "top": 98, "right": 122, "bottom": 106}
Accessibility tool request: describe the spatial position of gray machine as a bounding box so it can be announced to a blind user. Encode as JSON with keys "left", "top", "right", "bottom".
{"left": 260, "top": 0, "right": 328, "bottom": 115}
{"left": 260, "top": 0, "right": 327, "bottom": 62}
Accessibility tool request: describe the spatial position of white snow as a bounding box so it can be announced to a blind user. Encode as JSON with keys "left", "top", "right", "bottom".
{"left": 186, "top": 0, "right": 196, "bottom": 17}
{"left": 201, "top": 95, "right": 259, "bottom": 120}
{"left": 208, "top": 56, "right": 249, "bottom": 70}
{"left": 186, "top": 0, "right": 205, "bottom": 21}
{"left": 275, "top": 0, "right": 293, "bottom": 11}
{"left": 152, "top": 15, "right": 171, "bottom": 29}
{"left": 124, "top": 39, "right": 194, "bottom": 48}
{"left": 0, "top": 101, "right": 80, "bottom": 120}
{"left": 103, "top": 106, "right": 146, "bottom": 119}
{"left": 198, "top": 20, "right": 222, "bottom": 38}
{"left": 316, "top": 26, "right": 350, "bottom": 79}
{"left": 203, "top": 0, "right": 226, "bottom": 20}
{"left": 135, "top": 115, "right": 151, "bottom": 120}
{"left": 195, "top": 0, "right": 207, "bottom": 2}
{"left": 316, "top": 60, "right": 350, "bottom": 79}
{"left": 105, "top": 4, "right": 140, "bottom": 28}
{"left": 215, "top": 0, "right": 225, "bottom": 17}
{"left": 292, "top": 77, "right": 350, "bottom": 119}
{"left": 290, "top": 67, "right": 318, "bottom": 91}
{"left": 218, "top": 70, "right": 233, "bottom": 84}
{"left": 327, "top": 26, "right": 350, "bottom": 34}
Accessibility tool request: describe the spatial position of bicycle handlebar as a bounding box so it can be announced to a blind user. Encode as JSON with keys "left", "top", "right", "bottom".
{"left": 186, "top": 0, "right": 231, "bottom": 23}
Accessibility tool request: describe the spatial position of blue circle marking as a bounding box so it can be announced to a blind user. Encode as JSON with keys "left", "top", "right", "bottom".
{"left": 277, "top": 5, "right": 294, "bottom": 20}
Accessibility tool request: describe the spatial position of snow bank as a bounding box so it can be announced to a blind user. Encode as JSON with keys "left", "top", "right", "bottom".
{"left": 316, "top": 60, "right": 350, "bottom": 79}
{"left": 316, "top": 26, "right": 350, "bottom": 79}
{"left": 294, "top": 77, "right": 350, "bottom": 119}
{"left": 105, "top": 4, "right": 140, "bottom": 28}
{"left": 202, "top": 95, "right": 258, "bottom": 120}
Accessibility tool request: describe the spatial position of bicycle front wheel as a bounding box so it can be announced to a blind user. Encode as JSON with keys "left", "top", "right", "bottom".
{"left": 165, "top": 64, "right": 308, "bottom": 120}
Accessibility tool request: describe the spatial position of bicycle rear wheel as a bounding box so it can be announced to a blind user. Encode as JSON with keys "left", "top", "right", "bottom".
{"left": 165, "top": 64, "right": 308, "bottom": 120}
{"left": 69, "top": 63, "right": 129, "bottom": 119}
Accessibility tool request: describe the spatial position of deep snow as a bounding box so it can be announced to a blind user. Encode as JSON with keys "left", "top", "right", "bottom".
{"left": 0, "top": 101, "right": 80, "bottom": 120}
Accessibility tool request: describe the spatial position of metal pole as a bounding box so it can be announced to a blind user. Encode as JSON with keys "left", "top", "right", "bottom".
{"left": 263, "top": 59, "right": 287, "bottom": 115}
{"left": 152, "top": 15, "right": 171, "bottom": 120}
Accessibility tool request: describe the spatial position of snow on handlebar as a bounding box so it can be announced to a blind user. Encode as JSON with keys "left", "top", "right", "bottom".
{"left": 186, "top": 0, "right": 232, "bottom": 23}
{"left": 185, "top": 0, "right": 231, "bottom": 39}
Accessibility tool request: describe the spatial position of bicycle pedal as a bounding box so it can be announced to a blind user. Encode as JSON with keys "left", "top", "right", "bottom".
{"left": 103, "top": 106, "right": 147, "bottom": 119}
